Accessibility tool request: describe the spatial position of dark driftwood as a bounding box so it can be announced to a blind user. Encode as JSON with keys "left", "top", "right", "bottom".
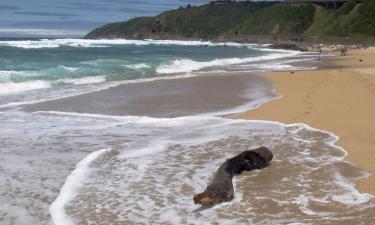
{"left": 193, "top": 147, "right": 273, "bottom": 206}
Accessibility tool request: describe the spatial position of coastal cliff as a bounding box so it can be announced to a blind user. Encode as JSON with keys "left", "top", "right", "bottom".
{"left": 85, "top": 0, "right": 375, "bottom": 43}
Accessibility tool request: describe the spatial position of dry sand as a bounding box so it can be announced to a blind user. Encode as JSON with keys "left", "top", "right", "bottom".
{"left": 235, "top": 48, "right": 375, "bottom": 195}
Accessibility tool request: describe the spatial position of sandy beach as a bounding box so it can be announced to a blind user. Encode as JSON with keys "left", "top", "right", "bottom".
{"left": 2, "top": 41, "right": 375, "bottom": 224}
{"left": 236, "top": 47, "right": 375, "bottom": 195}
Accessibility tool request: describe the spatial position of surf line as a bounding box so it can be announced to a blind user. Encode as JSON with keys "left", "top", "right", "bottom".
{"left": 49, "top": 148, "right": 112, "bottom": 225}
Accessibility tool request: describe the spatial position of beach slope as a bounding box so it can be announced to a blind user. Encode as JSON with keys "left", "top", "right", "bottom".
{"left": 236, "top": 48, "right": 375, "bottom": 195}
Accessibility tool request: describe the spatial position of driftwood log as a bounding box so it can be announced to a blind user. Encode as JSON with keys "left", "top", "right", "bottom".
{"left": 193, "top": 146, "right": 273, "bottom": 206}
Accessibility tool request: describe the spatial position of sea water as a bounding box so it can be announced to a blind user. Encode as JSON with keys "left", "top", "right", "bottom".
{"left": 0, "top": 39, "right": 314, "bottom": 102}
{"left": 0, "top": 39, "right": 373, "bottom": 225}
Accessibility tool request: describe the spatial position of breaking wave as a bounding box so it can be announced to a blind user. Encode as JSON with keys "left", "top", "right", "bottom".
{"left": 0, "top": 38, "right": 270, "bottom": 49}
{"left": 0, "top": 75, "right": 106, "bottom": 96}
{"left": 0, "top": 80, "right": 50, "bottom": 95}
{"left": 156, "top": 52, "right": 300, "bottom": 74}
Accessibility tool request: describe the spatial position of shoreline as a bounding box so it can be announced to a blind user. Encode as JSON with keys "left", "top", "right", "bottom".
{"left": 1, "top": 39, "right": 375, "bottom": 223}
{"left": 21, "top": 72, "right": 276, "bottom": 118}
{"left": 235, "top": 47, "right": 375, "bottom": 195}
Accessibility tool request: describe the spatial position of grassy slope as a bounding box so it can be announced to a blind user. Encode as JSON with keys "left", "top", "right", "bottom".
{"left": 86, "top": 2, "right": 276, "bottom": 39}
{"left": 85, "top": 17, "right": 153, "bottom": 39}
{"left": 305, "top": 0, "right": 375, "bottom": 42}
{"left": 85, "top": 0, "right": 375, "bottom": 43}
{"left": 235, "top": 4, "right": 315, "bottom": 36}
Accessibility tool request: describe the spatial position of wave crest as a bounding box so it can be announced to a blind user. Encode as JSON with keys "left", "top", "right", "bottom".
{"left": 156, "top": 52, "right": 300, "bottom": 74}
{"left": 0, "top": 38, "right": 271, "bottom": 49}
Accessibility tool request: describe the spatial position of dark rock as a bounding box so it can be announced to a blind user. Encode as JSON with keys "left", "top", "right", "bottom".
{"left": 193, "top": 146, "right": 273, "bottom": 206}
{"left": 269, "top": 43, "right": 308, "bottom": 52}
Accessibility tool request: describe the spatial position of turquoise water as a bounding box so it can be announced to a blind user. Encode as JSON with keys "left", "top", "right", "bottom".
{"left": 0, "top": 39, "right": 303, "bottom": 97}
{"left": 0, "top": 42, "right": 255, "bottom": 81}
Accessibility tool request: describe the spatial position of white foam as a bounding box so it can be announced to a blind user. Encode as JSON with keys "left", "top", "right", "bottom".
{"left": 0, "top": 80, "right": 50, "bottom": 95}
{"left": 287, "top": 123, "right": 348, "bottom": 159}
{"left": 32, "top": 110, "right": 140, "bottom": 122}
{"left": 0, "top": 73, "right": 197, "bottom": 108}
{"left": 49, "top": 148, "right": 112, "bottom": 225}
{"left": 55, "top": 76, "right": 106, "bottom": 85}
{"left": 124, "top": 63, "right": 151, "bottom": 70}
{"left": 0, "top": 38, "right": 276, "bottom": 49}
{"left": 332, "top": 172, "right": 372, "bottom": 205}
{"left": 59, "top": 66, "right": 80, "bottom": 72}
{"left": 156, "top": 52, "right": 300, "bottom": 74}
{"left": 0, "top": 75, "right": 107, "bottom": 96}
{"left": 31, "top": 110, "right": 228, "bottom": 129}
{"left": 35, "top": 113, "right": 374, "bottom": 224}
{"left": 249, "top": 63, "right": 317, "bottom": 71}
{"left": 293, "top": 195, "right": 319, "bottom": 216}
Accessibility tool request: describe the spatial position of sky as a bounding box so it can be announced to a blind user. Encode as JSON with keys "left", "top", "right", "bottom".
{"left": 0, "top": 0, "right": 213, "bottom": 38}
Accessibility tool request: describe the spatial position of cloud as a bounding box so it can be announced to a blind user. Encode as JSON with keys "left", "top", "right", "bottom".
{"left": 61, "top": 1, "right": 171, "bottom": 14}
{"left": 0, "top": 28, "right": 84, "bottom": 36}
{"left": 15, "top": 11, "right": 79, "bottom": 17}
{"left": 0, "top": 4, "right": 20, "bottom": 10}
{"left": 0, "top": 0, "right": 214, "bottom": 37}
{"left": 8, "top": 20, "right": 104, "bottom": 30}
{"left": 60, "top": 2, "right": 112, "bottom": 12}
{"left": 103, "top": 0, "right": 151, "bottom": 4}
{"left": 118, "top": 7, "right": 163, "bottom": 14}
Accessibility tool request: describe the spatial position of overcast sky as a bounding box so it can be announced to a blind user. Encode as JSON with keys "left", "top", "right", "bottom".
{"left": 0, "top": 0, "right": 213, "bottom": 38}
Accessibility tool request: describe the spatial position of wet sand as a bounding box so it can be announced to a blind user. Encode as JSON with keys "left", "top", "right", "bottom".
{"left": 4, "top": 50, "right": 374, "bottom": 224}
{"left": 23, "top": 73, "right": 275, "bottom": 118}
{"left": 236, "top": 48, "right": 375, "bottom": 195}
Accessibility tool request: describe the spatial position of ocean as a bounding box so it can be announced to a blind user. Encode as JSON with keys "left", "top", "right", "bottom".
{"left": 0, "top": 39, "right": 373, "bottom": 225}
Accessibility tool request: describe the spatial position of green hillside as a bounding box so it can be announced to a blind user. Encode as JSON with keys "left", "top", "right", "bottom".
{"left": 85, "top": 0, "right": 375, "bottom": 43}
{"left": 305, "top": 0, "right": 375, "bottom": 42}
{"left": 231, "top": 3, "right": 316, "bottom": 41}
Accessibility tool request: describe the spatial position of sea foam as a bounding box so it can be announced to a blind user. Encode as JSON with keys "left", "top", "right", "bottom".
{"left": 156, "top": 52, "right": 300, "bottom": 74}
{"left": 55, "top": 76, "right": 106, "bottom": 85}
{"left": 0, "top": 38, "right": 267, "bottom": 49}
{"left": 124, "top": 63, "right": 151, "bottom": 70}
{"left": 0, "top": 80, "right": 50, "bottom": 95}
{"left": 0, "top": 76, "right": 107, "bottom": 96}
{"left": 43, "top": 114, "right": 374, "bottom": 225}
{"left": 49, "top": 148, "right": 113, "bottom": 225}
